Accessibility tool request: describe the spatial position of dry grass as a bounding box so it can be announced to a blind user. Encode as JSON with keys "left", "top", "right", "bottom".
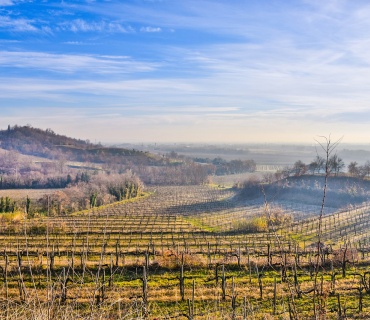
{"left": 0, "top": 189, "right": 60, "bottom": 200}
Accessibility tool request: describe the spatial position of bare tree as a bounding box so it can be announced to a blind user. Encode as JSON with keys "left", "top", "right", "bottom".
{"left": 328, "top": 154, "right": 345, "bottom": 176}
{"left": 313, "top": 135, "right": 342, "bottom": 317}
{"left": 361, "top": 160, "right": 370, "bottom": 178}
{"left": 348, "top": 161, "right": 359, "bottom": 177}
{"left": 293, "top": 160, "right": 307, "bottom": 176}
{"left": 308, "top": 155, "right": 325, "bottom": 174}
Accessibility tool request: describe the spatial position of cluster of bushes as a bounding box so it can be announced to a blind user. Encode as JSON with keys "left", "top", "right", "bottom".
{"left": 233, "top": 207, "right": 292, "bottom": 233}
{"left": 107, "top": 180, "right": 141, "bottom": 202}
{"left": 35, "top": 171, "right": 144, "bottom": 216}
{"left": 213, "top": 158, "right": 256, "bottom": 175}
{"left": 136, "top": 162, "right": 210, "bottom": 185}
{"left": 194, "top": 157, "right": 256, "bottom": 175}
{"left": 233, "top": 217, "right": 268, "bottom": 233}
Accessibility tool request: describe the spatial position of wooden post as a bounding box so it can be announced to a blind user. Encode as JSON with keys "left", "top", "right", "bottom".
{"left": 231, "top": 276, "right": 236, "bottom": 319}
{"left": 243, "top": 296, "right": 247, "bottom": 320}
{"left": 142, "top": 266, "right": 148, "bottom": 308}
{"left": 256, "top": 264, "right": 263, "bottom": 299}
{"left": 358, "top": 288, "right": 363, "bottom": 312}
{"left": 267, "top": 243, "right": 271, "bottom": 266}
{"left": 187, "top": 299, "right": 193, "bottom": 320}
{"left": 273, "top": 277, "right": 277, "bottom": 315}
{"left": 179, "top": 264, "right": 185, "bottom": 301}
{"left": 115, "top": 241, "right": 119, "bottom": 267}
{"left": 221, "top": 265, "right": 226, "bottom": 301}
{"left": 5, "top": 254, "right": 8, "bottom": 300}
{"left": 61, "top": 267, "right": 67, "bottom": 303}
{"left": 109, "top": 254, "right": 113, "bottom": 287}
{"left": 337, "top": 293, "right": 342, "bottom": 318}
{"left": 192, "top": 279, "right": 195, "bottom": 317}
{"left": 247, "top": 249, "right": 252, "bottom": 283}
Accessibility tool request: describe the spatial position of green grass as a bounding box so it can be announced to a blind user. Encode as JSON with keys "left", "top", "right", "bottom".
{"left": 71, "top": 192, "right": 152, "bottom": 216}
{"left": 183, "top": 216, "right": 220, "bottom": 232}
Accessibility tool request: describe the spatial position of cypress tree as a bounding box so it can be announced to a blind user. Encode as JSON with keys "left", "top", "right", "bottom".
{"left": 5, "top": 197, "right": 10, "bottom": 213}
{"left": 66, "top": 174, "right": 72, "bottom": 185}
{"left": 90, "top": 193, "right": 97, "bottom": 208}
{"left": 26, "top": 196, "right": 31, "bottom": 215}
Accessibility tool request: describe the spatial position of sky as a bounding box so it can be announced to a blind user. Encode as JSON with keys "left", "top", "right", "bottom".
{"left": 1, "top": 0, "right": 370, "bottom": 144}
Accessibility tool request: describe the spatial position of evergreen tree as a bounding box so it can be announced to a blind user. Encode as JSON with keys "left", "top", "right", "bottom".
{"left": 90, "top": 193, "right": 97, "bottom": 208}
{"left": 26, "top": 196, "right": 31, "bottom": 215}
{"left": 5, "top": 197, "right": 10, "bottom": 212}
{"left": 66, "top": 174, "right": 72, "bottom": 185}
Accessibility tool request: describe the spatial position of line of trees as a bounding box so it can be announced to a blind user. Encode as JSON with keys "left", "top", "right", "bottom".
{"left": 38, "top": 171, "right": 144, "bottom": 216}
{"left": 0, "top": 196, "right": 15, "bottom": 213}
{"left": 135, "top": 162, "right": 211, "bottom": 185}
{"left": 254, "top": 155, "right": 370, "bottom": 188}
{"left": 212, "top": 158, "right": 256, "bottom": 175}
{"left": 276, "top": 155, "right": 370, "bottom": 179}
{"left": 347, "top": 160, "right": 370, "bottom": 178}
{"left": 0, "top": 171, "right": 91, "bottom": 189}
{"left": 193, "top": 157, "right": 257, "bottom": 175}
{"left": 1, "top": 171, "right": 144, "bottom": 217}
{"left": 293, "top": 155, "right": 345, "bottom": 176}
{"left": 0, "top": 125, "right": 162, "bottom": 166}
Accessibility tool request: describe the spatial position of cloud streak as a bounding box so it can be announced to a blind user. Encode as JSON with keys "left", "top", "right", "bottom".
{"left": 0, "top": 51, "right": 157, "bottom": 74}
{"left": 58, "top": 19, "right": 131, "bottom": 33}
{"left": 0, "top": 16, "right": 38, "bottom": 31}
{"left": 140, "top": 26, "right": 161, "bottom": 33}
{"left": 0, "top": 0, "right": 14, "bottom": 6}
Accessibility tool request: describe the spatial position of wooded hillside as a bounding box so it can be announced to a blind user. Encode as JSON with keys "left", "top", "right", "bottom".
{"left": 0, "top": 125, "right": 161, "bottom": 165}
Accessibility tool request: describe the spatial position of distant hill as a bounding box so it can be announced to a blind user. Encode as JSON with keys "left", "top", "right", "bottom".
{"left": 0, "top": 125, "right": 161, "bottom": 165}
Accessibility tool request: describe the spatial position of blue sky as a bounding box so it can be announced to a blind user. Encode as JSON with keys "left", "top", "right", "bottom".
{"left": 1, "top": 0, "right": 370, "bottom": 143}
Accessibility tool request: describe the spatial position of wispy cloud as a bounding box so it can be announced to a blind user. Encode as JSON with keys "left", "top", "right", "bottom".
{"left": 0, "top": 51, "right": 157, "bottom": 74}
{"left": 0, "top": 0, "right": 14, "bottom": 6}
{"left": 0, "top": 16, "right": 38, "bottom": 31}
{"left": 140, "top": 26, "right": 161, "bottom": 33}
{"left": 58, "top": 19, "right": 131, "bottom": 33}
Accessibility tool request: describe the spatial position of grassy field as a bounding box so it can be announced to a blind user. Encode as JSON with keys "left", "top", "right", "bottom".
{"left": 0, "top": 184, "right": 370, "bottom": 319}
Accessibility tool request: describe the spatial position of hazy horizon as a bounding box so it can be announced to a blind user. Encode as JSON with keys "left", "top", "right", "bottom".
{"left": 1, "top": 1, "right": 370, "bottom": 144}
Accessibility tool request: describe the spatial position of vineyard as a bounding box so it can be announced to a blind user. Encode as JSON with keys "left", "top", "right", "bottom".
{"left": 1, "top": 184, "right": 370, "bottom": 319}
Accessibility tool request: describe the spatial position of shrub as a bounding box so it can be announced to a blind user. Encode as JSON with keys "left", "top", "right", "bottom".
{"left": 233, "top": 217, "right": 268, "bottom": 233}
{"left": 28, "top": 224, "right": 47, "bottom": 235}
{"left": 267, "top": 206, "right": 293, "bottom": 227}
{"left": 0, "top": 211, "right": 24, "bottom": 223}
